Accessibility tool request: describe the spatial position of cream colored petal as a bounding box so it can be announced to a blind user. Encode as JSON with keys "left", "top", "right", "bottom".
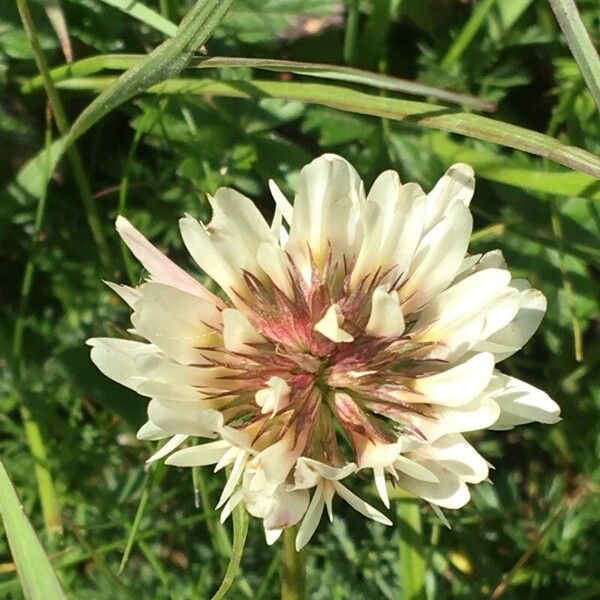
{"left": 131, "top": 282, "right": 221, "bottom": 364}
{"left": 220, "top": 491, "right": 243, "bottom": 524}
{"left": 314, "top": 304, "right": 354, "bottom": 343}
{"left": 366, "top": 287, "right": 405, "bottom": 338}
{"left": 87, "top": 338, "right": 148, "bottom": 390}
{"left": 396, "top": 461, "right": 470, "bottom": 509}
{"left": 104, "top": 281, "right": 140, "bottom": 307}
{"left": 424, "top": 163, "right": 474, "bottom": 231}
{"left": 136, "top": 420, "right": 169, "bottom": 441}
{"left": 269, "top": 179, "right": 293, "bottom": 224}
{"left": 415, "top": 434, "right": 489, "bottom": 484}
{"left": 255, "top": 376, "right": 291, "bottom": 416}
{"left": 333, "top": 482, "right": 392, "bottom": 525}
{"left": 256, "top": 433, "right": 301, "bottom": 485}
{"left": 356, "top": 439, "right": 402, "bottom": 469}
{"left": 294, "top": 458, "right": 356, "bottom": 487}
{"left": 265, "top": 528, "right": 283, "bottom": 545}
{"left": 401, "top": 203, "right": 473, "bottom": 314}
{"left": 487, "top": 373, "right": 560, "bottom": 430}
{"left": 166, "top": 440, "right": 231, "bottom": 467}
{"left": 295, "top": 483, "right": 325, "bottom": 550}
{"left": 373, "top": 467, "right": 390, "bottom": 508}
{"left": 222, "top": 308, "right": 266, "bottom": 354}
{"left": 116, "top": 216, "right": 219, "bottom": 303}
{"left": 410, "top": 353, "right": 494, "bottom": 407}
{"left": 286, "top": 154, "right": 364, "bottom": 278}
{"left": 393, "top": 455, "right": 440, "bottom": 483}
{"left": 217, "top": 451, "right": 248, "bottom": 508}
{"left": 146, "top": 434, "right": 188, "bottom": 464}
{"left": 262, "top": 488, "right": 310, "bottom": 531}
{"left": 256, "top": 242, "right": 293, "bottom": 297}
{"left": 147, "top": 399, "right": 223, "bottom": 437}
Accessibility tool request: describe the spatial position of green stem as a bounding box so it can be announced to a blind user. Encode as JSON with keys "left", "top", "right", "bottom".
{"left": 281, "top": 526, "right": 305, "bottom": 600}
{"left": 398, "top": 500, "right": 425, "bottom": 600}
{"left": 16, "top": 0, "right": 112, "bottom": 271}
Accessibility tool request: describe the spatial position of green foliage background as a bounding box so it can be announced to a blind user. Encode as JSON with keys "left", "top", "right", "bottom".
{"left": 1, "top": 0, "right": 599, "bottom": 598}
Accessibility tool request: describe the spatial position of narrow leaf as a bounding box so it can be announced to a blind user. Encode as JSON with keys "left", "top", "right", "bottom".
{"left": 548, "top": 0, "right": 600, "bottom": 113}
{"left": 0, "top": 459, "right": 66, "bottom": 600}
{"left": 98, "top": 0, "right": 177, "bottom": 37}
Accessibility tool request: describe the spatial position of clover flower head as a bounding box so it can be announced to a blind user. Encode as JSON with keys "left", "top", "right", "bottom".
{"left": 89, "top": 154, "right": 560, "bottom": 549}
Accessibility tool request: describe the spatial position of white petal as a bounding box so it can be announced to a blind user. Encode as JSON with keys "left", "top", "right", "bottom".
{"left": 255, "top": 376, "right": 291, "bottom": 416}
{"left": 256, "top": 242, "right": 292, "bottom": 297}
{"left": 269, "top": 179, "right": 293, "bottom": 224}
{"left": 487, "top": 373, "right": 560, "bottom": 430}
{"left": 222, "top": 308, "right": 266, "bottom": 354}
{"left": 146, "top": 434, "right": 188, "bottom": 464}
{"left": 131, "top": 282, "right": 221, "bottom": 364}
{"left": 424, "top": 163, "right": 475, "bottom": 231}
{"left": 217, "top": 451, "right": 248, "bottom": 508}
{"left": 87, "top": 338, "right": 147, "bottom": 390}
{"left": 104, "top": 281, "right": 140, "bottom": 307}
{"left": 333, "top": 482, "right": 392, "bottom": 525}
{"left": 147, "top": 399, "right": 222, "bottom": 437}
{"left": 286, "top": 154, "right": 364, "bottom": 278}
{"left": 295, "top": 483, "right": 325, "bottom": 550}
{"left": 265, "top": 528, "right": 283, "bottom": 545}
{"left": 220, "top": 491, "right": 243, "bottom": 524}
{"left": 357, "top": 439, "right": 402, "bottom": 469}
{"left": 136, "top": 421, "right": 169, "bottom": 441}
{"left": 374, "top": 467, "right": 390, "bottom": 508}
{"left": 393, "top": 455, "right": 440, "bottom": 483}
{"left": 410, "top": 353, "right": 495, "bottom": 407}
{"left": 314, "top": 304, "right": 354, "bottom": 343}
{"left": 366, "top": 287, "right": 405, "bottom": 337}
{"left": 115, "top": 216, "right": 219, "bottom": 303}
{"left": 294, "top": 458, "right": 356, "bottom": 489}
{"left": 166, "top": 440, "right": 231, "bottom": 467}
{"left": 401, "top": 203, "right": 473, "bottom": 314}
{"left": 262, "top": 488, "right": 310, "bottom": 531}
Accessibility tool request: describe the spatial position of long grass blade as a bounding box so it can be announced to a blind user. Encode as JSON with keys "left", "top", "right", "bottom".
{"left": 98, "top": 0, "right": 177, "bottom": 37}
{"left": 548, "top": 0, "right": 600, "bottom": 113}
{"left": 0, "top": 460, "right": 66, "bottom": 600}
{"left": 53, "top": 76, "right": 600, "bottom": 180}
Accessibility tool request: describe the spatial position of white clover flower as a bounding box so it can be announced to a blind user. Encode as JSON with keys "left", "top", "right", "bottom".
{"left": 88, "top": 154, "right": 560, "bottom": 550}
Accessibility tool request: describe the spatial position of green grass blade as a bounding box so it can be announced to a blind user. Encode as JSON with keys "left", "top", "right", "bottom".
{"left": 211, "top": 503, "right": 249, "bottom": 600}
{"left": 548, "top": 0, "right": 600, "bottom": 113}
{"left": 0, "top": 460, "right": 66, "bottom": 600}
{"left": 54, "top": 76, "right": 600, "bottom": 180}
{"left": 98, "top": 0, "right": 177, "bottom": 37}
{"left": 23, "top": 54, "right": 497, "bottom": 111}
{"left": 12, "top": 0, "right": 233, "bottom": 209}
{"left": 397, "top": 500, "right": 426, "bottom": 600}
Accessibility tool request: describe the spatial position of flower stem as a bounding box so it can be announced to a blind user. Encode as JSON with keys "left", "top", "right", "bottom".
{"left": 281, "top": 526, "right": 305, "bottom": 600}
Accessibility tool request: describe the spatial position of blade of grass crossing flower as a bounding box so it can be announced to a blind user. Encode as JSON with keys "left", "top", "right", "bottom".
{"left": 548, "top": 0, "right": 600, "bottom": 114}
{"left": 0, "top": 460, "right": 66, "bottom": 600}
{"left": 53, "top": 76, "right": 600, "bottom": 180}
{"left": 398, "top": 501, "right": 426, "bottom": 600}
{"left": 210, "top": 502, "right": 249, "bottom": 600}
{"left": 23, "top": 54, "right": 497, "bottom": 111}
{"left": 16, "top": 0, "right": 112, "bottom": 270}
{"left": 442, "top": 0, "right": 497, "bottom": 69}
{"left": 98, "top": 0, "right": 177, "bottom": 37}
{"left": 12, "top": 0, "right": 233, "bottom": 211}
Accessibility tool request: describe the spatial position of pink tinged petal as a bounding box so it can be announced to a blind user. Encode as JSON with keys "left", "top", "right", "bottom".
{"left": 396, "top": 462, "right": 470, "bottom": 509}
{"left": 401, "top": 203, "right": 473, "bottom": 314}
{"left": 393, "top": 456, "right": 440, "bottom": 483}
{"left": 416, "top": 434, "right": 489, "bottom": 484}
{"left": 165, "top": 440, "right": 231, "bottom": 467}
{"left": 115, "top": 216, "right": 219, "bottom": 304}
{"left": 147, "top": 399, "right": 223, "bottom": 437}
{"left": 255, "top": 376, "right": 291, "bottom": 417}
{"left": 222, "top": 308, "right": 266, "bottom": 354}
{"left": 295, "top": 483, "right": 325, "bottom": 550}
{"left": 104, "top": 280, "right": 140, "bottom": 307}
{"left": 87, "top": 338, "right": 148, "bottom": 390}
{"left": 269, "top": 179, "right": 293, "bottom": 224}
{"left": 314, "top": 304, "right": 354, "bottom": 343}
{"left": 473, "top": 281, "right": 547, "bottom": 363}
{"left": 487, "top": 374, "right": 560, "bottom": 430}
{"left": 424, "top": 163, "right": 475, "bottom": 231}
{"left": 265, "top": 528, "right": 283, "bottom": 545}
{"left": 332, "top": 482, "right": 392, "bottom": 525}
{"left": 217, "top": 451, "right": 249, "bottom": 508}
{"left": 410, "top": 352, "right": 494, "bottom": 407}
{"left": 286, "top": 154, "right": 364, "bottom": 278}
{"left": 136, "top": 421, "right": 169, "bottom": 441}
{"left": 256, "top": 432, "right": 302, "bottom": 485}
{"left": 131, "top": 282, "right": 221, "bottom": 364}
{"left": 366, "top": 287, "right": 405, "bottom": 338}
{"left": 373, "top": 467, "right": 390, "bottom": 508}
{"left": 220, "top": 490, "right": 243, "bottom": 524}
{"left": 146, "top": 434, "right": 188, "bottom": 464}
